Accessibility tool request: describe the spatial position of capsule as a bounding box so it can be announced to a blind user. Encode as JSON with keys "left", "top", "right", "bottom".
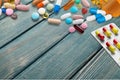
{"left": 4, "top": 3, "right": 15, "bottom": 9}
{"left": 16, "top": 4, "right": 29, "bottom": 11}
{"left": 73, "top": 19, "right": 84, "bottom": 25}
{"left": 106, "top": 42, "right": 116, "bottom": 54}
{"left": 60, "top": 13, "right": 71, "bottom": 20}
{"left": 32, "top": 0, "right": 43, "bottom": 6}
{"left": 37, "top": 0, "right": 49, "bottom": 8}
{"left": 72, "top": 15, "right": 83, "bottom": 20}
{"left": 103, "top": 27, "right": 111, "bottom": 38}
{"left": 54, "top": 0, "right": 62, "bottom": 13}
{"left": 110, "top": 24, "right": 119, "bottom": 35}
{"left": 95, "top": 30, "right": 105, "bottom": 41}
{"left": 89, "top": 8, "right": 106, "bottom": 15}
{"left": 48, "top": 18, "right": 61, "bottom": 25}
{"left": 97, "top": 14, "right": 112, "bottom": 23}
{"left": 113, "top": 39, "right": 120, "bottom": 49}
{"left": 63, "top": 0, "right": 74, "bottom": 10}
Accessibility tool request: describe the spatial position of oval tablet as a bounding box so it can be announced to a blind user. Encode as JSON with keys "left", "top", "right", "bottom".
{"left": 16, "top": 4, "right": 29, "bottom": 11}
{"left": 4, "top": 3, "right": 15, "bottom": 9}
{"left": 72, "top": 15, "right": 83, "bottom": 20}
{"left": 73, "top": 19, "right": 84, "bottom": 25}
{"left": 48, "top": 18, "right": 61, "bottom": 25}
{"left": 81, "top": 0, "right": 90, "bottom": 8}
{"left": 60, "top": 13, "right": 71, "bottom": 20}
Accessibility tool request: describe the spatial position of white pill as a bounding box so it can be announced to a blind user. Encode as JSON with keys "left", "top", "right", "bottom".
{"left": 86, "top": 15, "right": 96, "bottom": 21}
{"left": 0, "top": 8, "right": 2, "bottom": 16}
{"left": 105, "top": 14, "right": 112, "bottom": 21}
{"left": 97, "top": 10, "right": 106, "bottom": 15}
{"left": 73, "top": 19, "right": 84, "bottom": 24}
{"left": 60, "top": 13, "right": 72, "bottom": 20}
{"left": 38, "top": 8, "right": 46, "bottom": 15}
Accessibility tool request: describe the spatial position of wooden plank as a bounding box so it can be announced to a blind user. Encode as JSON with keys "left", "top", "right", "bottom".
{"left": 74, "top": 49, "right": 120, "bottom": 79}
{"left": 0, "top": 0, "right": 32, "bottom": 20}
{"left": 15, "top": 18, "right": 120, "bottom": 79}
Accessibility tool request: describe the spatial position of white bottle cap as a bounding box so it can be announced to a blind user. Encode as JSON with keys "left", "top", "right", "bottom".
{"left": 86, "top": 15, "right": 96, "bottom": 21}
{"left": 60, "top": 13, "right": 72, "bottom": 20}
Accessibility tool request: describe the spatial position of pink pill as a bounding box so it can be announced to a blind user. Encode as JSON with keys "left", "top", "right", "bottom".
{"left": 15, "top": 0, "right": 21, "bottom": 5}
{"left": 6, "top": 8, "right": 14, "bottom": 16}
{"left": 69, "top": 26, "right": 76, "bottom": 33}
{"left": 80, "top": 22, "right": 88, "bottom": 30}
{"left": 72, "top": 15, "right": 83, "bottom": 20}
{"left": 16, "top": 4, "right": 29, "bottom": 11}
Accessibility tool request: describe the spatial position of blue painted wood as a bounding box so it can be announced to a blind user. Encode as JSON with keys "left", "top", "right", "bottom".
{"left": 14, "top": 18, "right": 120, "bottom": 79}
{"left": 74, "top": 49, "right": 120, "bottom": 79}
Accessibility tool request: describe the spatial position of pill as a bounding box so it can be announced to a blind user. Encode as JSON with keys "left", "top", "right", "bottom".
{"left": 95, "top": 30, "right": 105, "bottom": 41}
{"left": 113, "top": 39, "right": 120, "bottom": 49}
{"left": 63, "top": 0, "right": 74, "bottom": 10}
{"left": 16, "top": 4, "right": 29, "bottom": 11}
{"left": 69, "top": 26, "right": 76, "bottom": 33}
{"left": 86, "top": 14, "right": 103, "bottom": 21}
{"left": 80, "top": 22, "right": 88, "bottom": 30}
{"left": 97, "top": 14, "right": 112, "bottom": 23}
{"left": 48, "top": 18, "right": 61, "bottom": 25}
{"left": 4, "top": 0, "right": 10, "bottom": 3}
{"left": 41, "top": 12, "right": 49, "bottom": 19}
{"left": 37, "top": 0, "right": 49, "bottom": 8}
{"left": 11, "top": 13, "right": 17, "bottom": 19}
{"left": 0, "top": 0, "right": 2, "bottom": 7}
{"left": 82, "top": 8, "right": 88, "bottom": 14}
{"left": 2, "top": 8, "right": 6, "bottom": 13}
{"left": 72, "top": 15, "right": 83, "bottom": 20}
{"left": 46, "top": 3, "right": 54, "bottom": 11}
{"left": 15, "top": 0, "right": 21, "bottom": 5}
{"left": 65, "top": 18, "right": 73, "bottom": 24}
{"left": 32, "top": 0, "right": 43, "bottom": 6}
{"left": 74, "top": 25, "right": 84, "bottom": 33}
{"left": 4, "top": 3, "right": 15, "bottom": 9}
{"left": 75, "top": 3, "right": 82, "bottom": 9}
{"left": 75, "top": 0, "right": 81, "bottom": 4}
{"left": 31, "top": 12, "right": 40, "bottom": 21}
{"left": 89, "top": 8, "right": 106, "bottom": 15}
{"left": 60, "top": 13, "right": 71, "bottom": 20}
{"left": 103, "top": 27, "right": 111, "bottom": 38}
{"left": 106, "top": 42, "right": 116, "bottom": 54}
{"left": 0, "top": 8, "right": 2, "bottom": 16}
{"left": 38, "top": 8, "right": 46, "bottom": 15}
{"left": 54, "top": 0, "right": 62, "bottom": 13}
{"left": 81, "top": 0, "right": 90, "bottom": 8}
{"left": 70, "top": 6, "right": 78, "bottom": 13}
{"left": 6, "top": 8, "right": 14, "bottom": 16}
{"left": 73, "top": 19, "right": 84, "bottom": 25}
{"left": 110, "top": 24, "right": 119, "bottom": 35}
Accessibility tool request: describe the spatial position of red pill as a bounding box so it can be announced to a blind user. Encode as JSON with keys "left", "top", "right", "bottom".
{"left": 82, "top": 8, "right": 88, "bottom": 14}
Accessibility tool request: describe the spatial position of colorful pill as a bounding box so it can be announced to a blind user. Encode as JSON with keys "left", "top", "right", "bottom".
{"left": 69, "top": 26, "right": 76, "bottom": 33}
{"left": 72, "top": 15, "right": 83, "bottom": 20}
{"left": 81, "top": 0, "right": 90, "bottom": 8}
{"left": 63, "top": 0, "right": 74, "bottom": 10}
{"left": 6, "top": 8, "right": 14, "bottom": 16}
{"left": 80, "top": 22, "right": 88, "bottom": 30}
{"left": 31, "top": 12, "right": 40, "bottom": 21}
{"left": 38, "top": 8, "right": 46, "bottom": 15}
{"left": 37, "top": 0, "right": 49, "bottom": 8}
{"left": 65, "top": 18, "right": 73, "bottom": 24}
{"left": 106, "top": 42, "right": 116, "bottom": 53}
{"left": 46, "top": 3, "right": 54, "bottom": 11}
{"left": 70, "top": 6, "right": 78, "bottom": 13}
{"left": 60, "top": 13, "right": 71, "bottom": 20}
{"left": 48, "top": 18, "right": 61, "bottom": 25}
{"left": 74, "top": 25, "right": 84, "bottom": 33}
{"left": 73, "top": 19, "right": 84, "bottom": 25}
{"left": 82, "top": 7, "right": 88, "bottom": 14}
{"left": 16, "top": 4, "right": 29, "bottom": 11}
{"left": 103, "top": 27, "right": 111, "bottom": 38}
{"left": 110, "top": 24, "right": 119, "bottom": 35}
{"left": 4, "top": 3, "right": 15, "bottom": 9}
{"left": 95, "top": 30, "right": 105, "bottom": 41}
{"left": 41, "top": 12, "right": 49, "bottom": 19}
{"left": 54, "top": 0, "right": 62, "bottom": 13}
{"left": 75, "top": 0, "right": 81, "bottom": 4}
{"left": 89, "top": 8, "right": 106, "bottom": 15}
{"left": 113, "top": 39, "right": 120, "bottom": 49}
{"left": 32, "top": 0, "right": 43, "bottom": 6}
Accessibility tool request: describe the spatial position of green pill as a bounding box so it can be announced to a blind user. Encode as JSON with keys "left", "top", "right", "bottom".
{"left": 75, "top": 0, "right": 81, "bottom": 4}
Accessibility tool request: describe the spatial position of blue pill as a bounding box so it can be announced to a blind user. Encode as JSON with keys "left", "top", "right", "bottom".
{"left": 54, "top": 5, "right": 60, "bottom": 13}
{"left": 70, "top": 6, "right": 78, "bottom": 13}
{"left": 89, "top": 8, "right": 98, "bottom": 14}
{"left": 2, "top": 8, "right": 6, "bottom": 13}
{"left": 31, "top": 12, "right": 40, "bottom": 21}
{"left": 97, "top": 16, "right": 106, "bottom": 24}
{"left": 65, "top": 18, "right": 73, "bottom": 24}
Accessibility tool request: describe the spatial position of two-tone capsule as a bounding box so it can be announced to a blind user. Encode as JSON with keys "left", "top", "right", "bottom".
{"left": 113, "top": 39, "right": 120, "bottom": 50}
{"left": 110, "top": 24, "right": 119, "bottom": 35}
{"left": 95, "top": 30, "right": 105, "bottom": 41}
{"left": 106, "top": 42, "right": 116, "bottom": 54}
{"left": 102, "top": 27, "right": 111, "bottom": 38}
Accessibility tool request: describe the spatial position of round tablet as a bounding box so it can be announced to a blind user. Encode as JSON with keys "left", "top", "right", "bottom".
{"left": 11, "top": 13, "right": 17, "bottom": 19}
{"left": 6, "top": 8, "right": 14, "bottom": 16}
{"left": 65, "top": 18, "right": 73, "bottom": 24}
{"left": 38, "top": 8, "right": 46, "bottom": 15}
{"left": 70, "top": 6, "right": 78, "bottom": 13}
{"left": 69, "top": 26, "right": 76, "bottom": 33}
{"left": 46, "top": 3, "right": 54, "bottom": 11}
{"left": 31, "top": 12, "right": 40, "bottom": 21}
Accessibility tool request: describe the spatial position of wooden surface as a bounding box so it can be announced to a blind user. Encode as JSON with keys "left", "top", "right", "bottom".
{"left": 0, "top": 0, "right": 120, "bottom": 79}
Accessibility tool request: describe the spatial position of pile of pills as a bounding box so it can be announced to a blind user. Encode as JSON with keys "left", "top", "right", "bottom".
{"left": 91, "top": 23, "right": 120, "bottom": 66}
{"left": 0, "top": 0, "right": 30, "bottom": 19}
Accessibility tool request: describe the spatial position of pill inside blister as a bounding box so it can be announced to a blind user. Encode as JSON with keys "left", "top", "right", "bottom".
{"left": 106, "top": 42, "right": 116, "bottom": 54}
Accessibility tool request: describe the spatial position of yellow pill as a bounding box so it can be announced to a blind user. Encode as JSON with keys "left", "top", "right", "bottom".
{"left": 95, "top": 30, "right": 100, "bottom": 35}
{"left": 110, "top": 24, "right": 119, "bottom": 35}
{"left": 4, "top": 3, "right": 15, "bottom": 9}
{"left": 103, "top": 27, "right": 111, "bottom": 38}
{"left": 109, "top": 46, "right": 116, "bottom": 53}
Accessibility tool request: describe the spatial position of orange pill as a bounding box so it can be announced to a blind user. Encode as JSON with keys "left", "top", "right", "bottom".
{"left": 32, "top": 0, "right": 43, "bottom": 6}
{"left": 37, "top": 0, "right": 49, "bottom": 8}
{"left": 63, "top": 0, "right": 74, "bottom": 10}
